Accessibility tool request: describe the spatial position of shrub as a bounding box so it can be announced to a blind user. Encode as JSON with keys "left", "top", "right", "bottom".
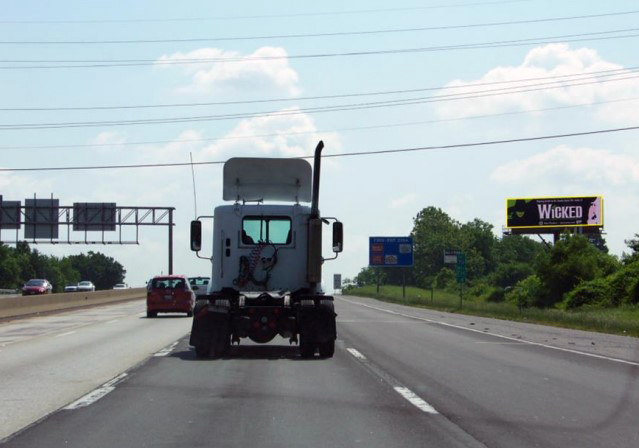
{"left": 606, "top": 261, "right": 639, "bottom": 305}
{"left": 491, "top": 262, "right": 534, "bottom": 288}
{"left": 468, "top": 280, "right": 491, "bottom": 297}
{"left": 632, "top": 279, "right": 639, "bottom": 305}
{"left": 485, "top": 287, "right": 506, "bottom": 303}
{"left": 435, "top": 267, "right": 455, "bottom": 289}
{"left": 505, "top": 275, "right": 543, "bottom": 308}
{"left": 563, "top": 278, "right": 613, "bottom": 309}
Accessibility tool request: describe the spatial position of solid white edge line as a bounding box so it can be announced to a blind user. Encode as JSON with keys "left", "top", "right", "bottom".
{"left": 339, "top": 297, "right": 639, "bottom": 367}
{"left": 394, "top": 386, "right": 438, "bottom": 414}
{"left": 346, "top": 347, "right": 367, "bottom": 360}
{"left": 63, "top": 373, "right": 128, "bottom": 410}
{"left": 153, "top": 341, "right": 179, "bottom": 357}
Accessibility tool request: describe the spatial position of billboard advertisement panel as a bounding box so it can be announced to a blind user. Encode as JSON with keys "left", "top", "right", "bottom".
{"left": 506, "top": 196, "right": 603, "bottom": 229}
{"left": 369, "top": 236, "right": 414, "bottom": 267}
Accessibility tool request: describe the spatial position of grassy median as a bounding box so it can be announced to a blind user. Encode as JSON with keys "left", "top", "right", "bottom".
{"left": 345, "top": 285, "right": 639, "bottom": 338}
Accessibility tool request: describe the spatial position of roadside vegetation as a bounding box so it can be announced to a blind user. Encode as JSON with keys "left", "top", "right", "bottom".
{"left": 343, "top": 206, "right": 639, "bottom": 337}
{"left": 0, "top": 242, "right": 126, "bottom": 292}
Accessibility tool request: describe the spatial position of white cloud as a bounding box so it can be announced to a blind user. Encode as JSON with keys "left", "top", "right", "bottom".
{"left": 199, "top": 107, "right": 340, "bottom": 160}
{"left": 436, "top": 44, "right": 639, "bottom": 124}
{"left": 390, "top": 193, "right": 417, "bottom": 209}
{"left": 490, "top": 145, "right": 639, "bottom": 187}
{"left": 156, "top": 46, "right": 300, "bottom": 96}
{"left": 88, "top": 131, "right": 127, "bottom": 147}
{"left": 0, "top": 171, "right": 53, "bottom": 199}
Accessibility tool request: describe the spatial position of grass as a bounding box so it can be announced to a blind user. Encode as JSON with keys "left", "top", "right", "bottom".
{"left": 345, "top": 285, "right": 639, "bottom": 338}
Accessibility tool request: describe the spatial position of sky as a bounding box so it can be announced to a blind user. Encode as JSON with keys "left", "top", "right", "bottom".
{"left": 1, "top": 0, "right": 639, "bottom": 289}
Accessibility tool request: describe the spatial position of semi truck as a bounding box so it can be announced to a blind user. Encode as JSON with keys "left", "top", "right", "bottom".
{"left": 189, "top": 141, "right": 343, "bottom": 358}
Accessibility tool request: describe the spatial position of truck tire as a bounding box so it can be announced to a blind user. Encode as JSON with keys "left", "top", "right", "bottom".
{"left": 318, "top": 340, "right": 335, "bottom": 358}
{"left": 195, "top": 343, "right": 209, "bottom": 359}
{"left": 209, "top": 327, "right": 230, "bottom": 358}
{"left": 299, "top": 333, "right": 316, "bottom": 358}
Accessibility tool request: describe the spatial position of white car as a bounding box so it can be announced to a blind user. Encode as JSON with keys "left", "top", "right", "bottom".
{"left": 112, "top": 283, "right": 128, "bottom": 290}
{"left": 77, "top": 281, "right": 95, "bottom": 292}
{"left": 64, "top": 284, "right": 79, "bottom": 293}
{"left": 188, "top": 277, "right": 210, "bottom": 298}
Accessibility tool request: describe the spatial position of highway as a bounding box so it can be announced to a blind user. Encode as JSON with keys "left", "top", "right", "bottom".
{"left": 1, "top": 295, "right": 638, "bottom": 447}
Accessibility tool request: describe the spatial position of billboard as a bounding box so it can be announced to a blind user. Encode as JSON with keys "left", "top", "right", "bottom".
{"left": 0, "top": 197, "right": 21, "bottom": 230}
{"left": 25, "top": 199, "right": 59, "bottom": 239}
{"left": 506, "top": 196, "right": 603, "bottom": 230}
{"left": 369, "top": 237, "right": 414, "bottom": 267}
{"left": 73, "top": 202, "right": 117, "bottom": 231}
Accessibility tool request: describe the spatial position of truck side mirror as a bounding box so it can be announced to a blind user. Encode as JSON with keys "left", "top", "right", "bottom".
{"left": 190, "top": 220, "right": 202, "bottom": 252}
{"left": 332, "top": 221, "right": 343, "bottom": 253}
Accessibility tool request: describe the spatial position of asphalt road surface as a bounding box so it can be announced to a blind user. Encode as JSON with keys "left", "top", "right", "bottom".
{"left": 2, "top": 295, "right": 638, "bottom": 447}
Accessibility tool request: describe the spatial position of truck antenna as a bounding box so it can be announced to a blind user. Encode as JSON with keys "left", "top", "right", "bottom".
{"left": 190, "top": 152, "right": 198, "bottom": 219}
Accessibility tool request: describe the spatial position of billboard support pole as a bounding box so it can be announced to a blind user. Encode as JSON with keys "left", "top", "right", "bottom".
{"left": 376, "top": 268, "right": 380, "bottom": 296}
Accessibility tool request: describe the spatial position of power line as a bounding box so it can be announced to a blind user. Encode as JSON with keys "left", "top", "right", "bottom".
{"left": 1, "top": 125, "right": 637, "bottom": 172}
{"left": 1, "top": 27, "right": 639, "bottom": 70}
{"left": 2, "top": 10, "right": 637, "bottom": 45}
{"left": 0, "top": 1, "right": 531, "bottom": 24}
{"left": 2, "top": 96, "right": 638, "bottom": 152}
{"left": 0, "top": 66, "right": 635, "bottom": 112}
{"left": 0, "top": 71, "right": 637, "bottom": 130}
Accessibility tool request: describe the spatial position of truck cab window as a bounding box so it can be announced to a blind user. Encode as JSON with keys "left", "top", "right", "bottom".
{"left": 242, "top": 217, "right": 291, "bottom": 245}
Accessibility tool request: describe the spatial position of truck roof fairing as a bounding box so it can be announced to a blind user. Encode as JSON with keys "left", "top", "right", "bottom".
{"left": 223, "top": 157, "right": 312, "bottom": 203}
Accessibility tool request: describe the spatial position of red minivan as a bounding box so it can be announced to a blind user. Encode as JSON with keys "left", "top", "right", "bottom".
{"left": 146, "top": 275, "right": 195, "bottom": 318}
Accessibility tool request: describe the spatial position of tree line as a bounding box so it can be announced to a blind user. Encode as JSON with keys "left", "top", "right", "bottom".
{"left": 0, "top": 242, "right": 126, "bottom": 292}
{"left": 349, "top": 206, "right": 639, "bottom": 309}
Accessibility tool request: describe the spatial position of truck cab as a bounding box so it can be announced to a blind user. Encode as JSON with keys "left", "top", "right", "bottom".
{"left": 189, "top": 141, "right": 343, "bottom": 358}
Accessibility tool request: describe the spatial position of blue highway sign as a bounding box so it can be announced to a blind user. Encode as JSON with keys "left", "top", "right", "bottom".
{"left": 369, "top": 236, "right": 414, "bottom": 267}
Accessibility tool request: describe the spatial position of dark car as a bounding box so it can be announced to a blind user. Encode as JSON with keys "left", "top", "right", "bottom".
{"left": 22, "top": 279, "right": 53, "bottom": 296}
{"left": 146, "top": 275, "right": 195, "bottom": 318}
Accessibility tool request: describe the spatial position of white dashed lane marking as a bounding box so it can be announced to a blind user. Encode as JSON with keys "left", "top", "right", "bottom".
{"left": 56, "top": 331, "right": 76, "bottom": 338}
{"left": 394, "top": 386, "right": 439, "bottom": 414}
{"left": 346, "top": 347, "right": 367, "bottom": 360}
{"left": 153, "top": 341, "right": 179, "bottom": 357}
{"left": 63, "top": 373, "right": 128, "bottom": 410}
{"left": 345, "top": 345, "right": 438, "bottom": 415}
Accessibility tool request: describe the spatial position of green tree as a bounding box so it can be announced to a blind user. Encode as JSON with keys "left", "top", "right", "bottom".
{"left": 459, "top": 218, "right": 496, "bottom": 277}
{"left": 411, "top": 206, "right": 461, "bottom": 285}
{"left": 535, "top": 235, "right": 619, "bottom": 307}
{"left": 0, "top": 244, "right": 20, "bottom": 288}
{"left": 353, "top": 266, "right": 386, "bottom": 288}
{"left": 622, "top": 234, "right": 639, "bottom": 264}
{"left": 67, "top": 251, "right": 126, "bottom": 290}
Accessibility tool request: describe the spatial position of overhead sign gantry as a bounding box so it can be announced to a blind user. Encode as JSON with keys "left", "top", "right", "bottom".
{"left": 0, "top": 194, "right": 176, "bottom": 274}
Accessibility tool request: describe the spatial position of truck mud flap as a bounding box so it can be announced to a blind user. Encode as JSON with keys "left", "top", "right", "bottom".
{"left": 189, "top": 303, "right": 231, "bottom": 354}
{"left": 298, "top": 299, "right": 337, "bottom": 344}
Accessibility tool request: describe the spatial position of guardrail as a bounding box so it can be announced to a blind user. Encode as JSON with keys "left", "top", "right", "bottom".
{"left": 0, "top": 289, "right": 19, "bottom": 295}
{"left": 0, "top": 288, "right": 146, "bottom": 319}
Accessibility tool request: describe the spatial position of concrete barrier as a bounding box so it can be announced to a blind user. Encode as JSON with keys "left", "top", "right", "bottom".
{"left": 0, "top": 288, "right": 146, "bottom": 319}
